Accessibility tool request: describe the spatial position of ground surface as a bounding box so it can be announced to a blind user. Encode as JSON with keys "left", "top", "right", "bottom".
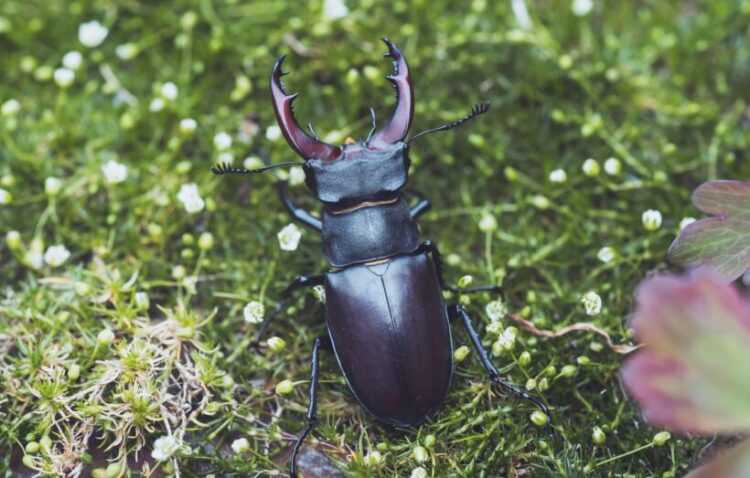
{"left": 2, "top": 1, "right": 748, "bottom": 477}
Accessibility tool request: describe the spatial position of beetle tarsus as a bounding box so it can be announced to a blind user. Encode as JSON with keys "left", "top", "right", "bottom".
{"left": 290, "top": 336, "right": 328, "bottom": 478}
{"left": 450, "top": 303, "right": 551, "bottom": 421}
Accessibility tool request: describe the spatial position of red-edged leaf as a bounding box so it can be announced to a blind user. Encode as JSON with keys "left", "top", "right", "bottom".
{"left": 685, "top": 439, "right": 750, "bottom": 478}
{"left": 668, "top": 180, "right": 750, "bottom": 281}
{"left": 621, "top": 269, "right": 750, "bottom": 434}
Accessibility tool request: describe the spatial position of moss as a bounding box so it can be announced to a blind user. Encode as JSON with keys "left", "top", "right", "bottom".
{"left": 2, "top": 0, "right": 746, "bottom": 476}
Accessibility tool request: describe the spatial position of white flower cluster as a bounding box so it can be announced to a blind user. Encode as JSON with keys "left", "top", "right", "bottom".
{"left": 177, "top": 183, "right": 205, "bottom": 214}
{"left": 277, "top": 223, "right": 302, "bottom": 251}
{"left": 243, "top": 301, "right": 264, "bottom": 324}
{"left": 581, "top": 290, "right": 602, "bottom": 316}
{"left": 152, "top": 435, "right": 181, "bottom": 461}
{"left": 102, "top": 159, "right": 128, "bottom": 184}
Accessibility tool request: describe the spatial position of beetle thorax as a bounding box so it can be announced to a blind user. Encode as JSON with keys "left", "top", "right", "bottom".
{"left": 303, "top": 141, "right": 410, "bottom": 210}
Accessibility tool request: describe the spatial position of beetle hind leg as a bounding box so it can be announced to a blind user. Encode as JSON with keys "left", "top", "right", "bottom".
{"left": 291, "top": 335, "right": 330, "bottom": 477}
{"left": 448, "top": 304, "right": 550, "bottom": 420}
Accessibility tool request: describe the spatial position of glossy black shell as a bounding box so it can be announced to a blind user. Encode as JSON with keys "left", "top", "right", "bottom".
{"left": 324, "top": 250, "right": 453, "bottom": 427}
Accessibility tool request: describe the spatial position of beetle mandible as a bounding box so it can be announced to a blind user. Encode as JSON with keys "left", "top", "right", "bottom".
{"left": 214, "top": 38, "right": 548, "bottom": 477}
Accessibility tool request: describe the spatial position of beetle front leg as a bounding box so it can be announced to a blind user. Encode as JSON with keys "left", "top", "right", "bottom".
{"left": 448, "top": 304, "right": 550, "bottom": 419}
{"left": 277, "top": 182, "right": 322, "bottom": 231}
{"left": 407, "top": 190, "right": 431, "bottom": 220}
{"left": 252, "top": 274, "right": 324, "bottom": 346}
{"left": 290, "top": 335, "right": 330, "bottom": 478}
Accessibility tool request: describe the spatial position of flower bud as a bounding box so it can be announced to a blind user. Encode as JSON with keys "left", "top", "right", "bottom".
{"left": 97, "top": 328, "right": 115, "bottom": 345}
{"left": 560, "top": 364, "right": 578, "bottom": 378}
{"left": 198, "top": 232, "right": 214, "bottom": 251}
{"left": 267, "top": 336, "right": 287, "bottom": 353}
{"left": 530, "top": 410, "right": 548, "bottom": 426}
{"left": 652, "top": 431, "right": 671, "bottom": 446}
{"left": 412, "top": 445, "right": 428, "bottom": 463}
{"left": 592, "top": 426, "right": 606, "bottom": 446}
{"left": 453, "top": 345, "right": 470, "bottom": 362}
{"left": 275, "top": 379, "right": 295, "bottom": 395}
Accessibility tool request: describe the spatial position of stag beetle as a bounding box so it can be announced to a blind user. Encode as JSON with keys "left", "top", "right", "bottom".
{"left": 214, "top": 38, "right": 548, "bottom": 477}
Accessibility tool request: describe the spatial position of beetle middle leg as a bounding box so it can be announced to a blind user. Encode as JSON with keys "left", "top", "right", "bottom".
{"left": 448, "top": 303, "right": 550, "bottom": 418}
{"left": 252, "top": 274, "right": 324, "bottom": 346}
{"left": 417, "top": 240, "right": 502, "bottom": 294}
{"left": 290, "top": 335, "right": 331, "bottom": 478}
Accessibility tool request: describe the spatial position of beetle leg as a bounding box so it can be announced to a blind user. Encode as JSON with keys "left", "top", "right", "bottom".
{"left": 418, "top": 241, "right": 501, "bottom": 293}
{"left": 291, "top": 335, "right": 330, "bottom": 477}
{"left": 277, "top": 182, "right": 322, "bottom": 231}
{"left": 252, "top": 274, "right": 325, "bottom": 346}
{"left": 448, "top": 304, "right": 550, "bottom": 419}
{"left": 407, "top": 190, "right": 431, "bottom": 219}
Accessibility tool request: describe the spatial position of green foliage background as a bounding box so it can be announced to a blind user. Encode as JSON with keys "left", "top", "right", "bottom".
{"left": 2, "top": 0, "right": 749, "bottom": 476}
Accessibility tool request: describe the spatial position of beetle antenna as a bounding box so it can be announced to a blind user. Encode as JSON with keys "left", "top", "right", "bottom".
{"left": 365, "top": 107, "right": 377, "bottom": 143}
{"left": 211, "top": 161, "right": 303, "bottom": 175}
{"left": 407, "top": 102, "right": 490, "bottom": 144}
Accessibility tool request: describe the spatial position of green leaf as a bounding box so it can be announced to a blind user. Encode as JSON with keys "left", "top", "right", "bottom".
{"left": 622, "top": 270, "right": 750, "bottom": 434}
{"left": 668, "top": 180, "right": 750, "bottom": 281}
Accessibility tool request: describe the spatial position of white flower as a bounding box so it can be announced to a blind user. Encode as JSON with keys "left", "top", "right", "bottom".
{"left": 179, "top": 118, "right": 197, "bottom": 135}
{"left": 45, "top": 177, "right": 62, "bottom": 196}
{"left": 478, "top": 212, "right": 498, "bottom": 232}
{"left": 152, "top": 435, "right": 181, "bottom": 461}
{"left": 101, "top": 160, "right": 128, "bottom": 184}
{"left": 485, "top": 299, "right": 507, "bottom": 321}
{"left": 549, "top": 169, "right": 567, "bottom": 183}
{"left": 510, "top": 0, "right": 533, "bottom": 29}
{"left": 572, "top": 0, "right": 593, "bottom": 16}
{"left": 288, "top": 166, "right": 305, "bottom": 187}
{"left": 115, "top": 43, "right": 138, "bottom": 60}
{"left": 494, "top": 327, "right": 518, "bottom": 353}
{"left": 582, "top": 158, "right": 600, "bottom": 176}
{"left": 581, "top": 291, "right": 602, "bottom": 316}
{"left": 97, "top": 328, "right": 115, "bottom": 345}
{"left": 161, "top": 82, "right": 178, "bottom": 101}
{"left": 62, "top": 51, "right": 83, "bottom": 70}
{"left": 217, "top": 152, "right": 234, "bottom": 165}
{"left": 679, "top": 217, "right": 696, "bottom": 231}
{"left": 78, "top": 20, "right": 109, "bottom": 48}
{"left": 231, "top": 437, "right": 250, "bottom": 454}
{"left": 135, "top": 291, "right": 150, "bottom": 309}
{"left": 323, "top": 0, "right": 349, "bottom": 19}
{"left": 642, "top": 209, "right": 662, "bottom": 231}
{"left": 244, "top": 156, "right": 264, "bottom": 170}
{"left": 597, "top": 246, "right": 615, "bottom": 263}
{"left": 410, "top": 467, "right": 428, "bottom": 478}
{"left": 149, "top": 97, "right": 165, "bottom": 112}
{"left": 44, "top": 244, "right": 71, "bottom": 267}
{"left": 603, "top": 157, "right": 621, "bottom": 175}
{"left": 277, "top": 223, "right": 302, "bottom": 251}
{"left": 214, "top": 131, "right": 232, "bottom": 150}
{"left": 265, "top": 125, "right": 282, "bottom": 142}
{"left": 26, "top": 251, "right": 44, "bottom": 270}
{"left": 6, "top": 231, "right": 21, "bottom": 249}
{"left": 53, "top": 68, "right": 75, "bottom": 88}
{"left": 243, "top": 301, "right": 264, "bottom": 324}
{"left": 177, "top": 183, "right": 205, "bottom": 214}
{"left": 1, "top": 99, "right": 20, "bottom": 116}
{"left": 0, "top": 188, "right": 11, "bottom": 205}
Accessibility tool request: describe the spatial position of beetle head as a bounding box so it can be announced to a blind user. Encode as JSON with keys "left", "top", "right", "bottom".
{"left": 270, "top": 38, "right": 413, "bottom": 207}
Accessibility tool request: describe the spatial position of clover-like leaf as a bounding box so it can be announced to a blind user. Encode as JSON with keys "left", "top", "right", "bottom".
{"left": 685, "top": 439, "right": 750, "bottom": 478}
{"left": 622, "top": 269, "right": 750, "bottom": 434}
{"left": 668, "top": 180, "right": 750, "bottom": 281}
